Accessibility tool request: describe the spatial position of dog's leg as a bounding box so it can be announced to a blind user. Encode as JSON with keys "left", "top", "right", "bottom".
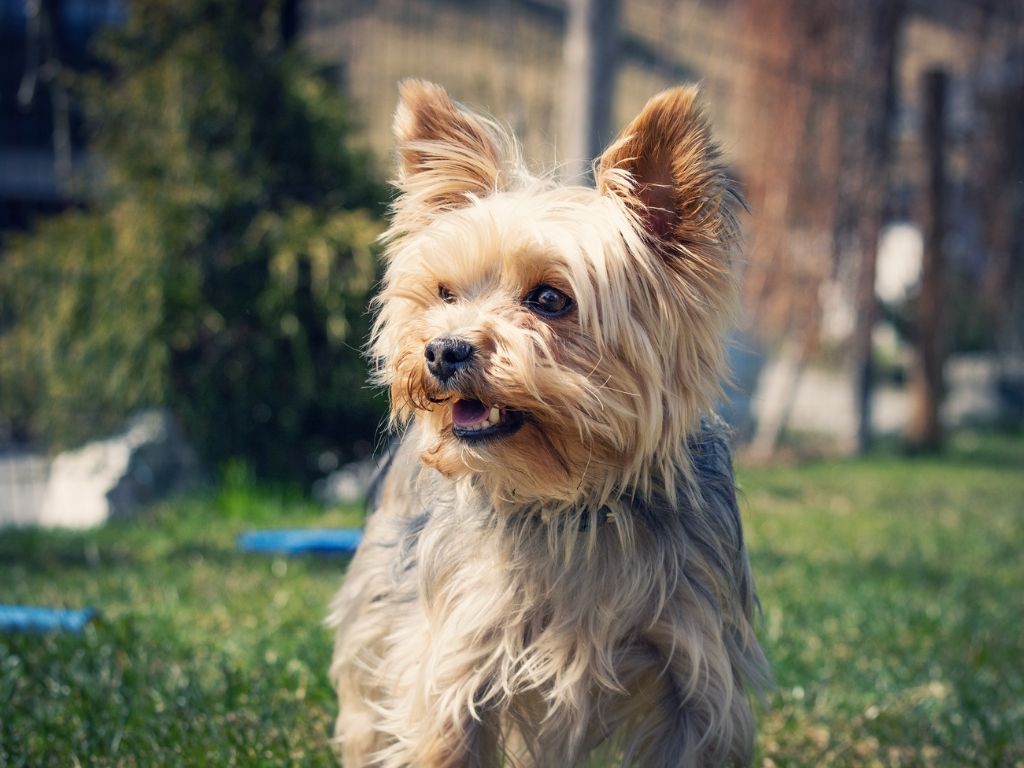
{"left": 342, "top": 603, "right": 505, "bottom": 768}
{"left": 330, "top": 553, "right": 401, "bottom": 767}
{"left": 335, "top": 642, "right": 499, "bottom": 768}
{"left": 330, "top": 441, "right": 424, "bottom": 766}
{"left": 626, "top": 623, "right": 755, "bottom": 768}
{"left": 404, "top": 715, "right": 498, "bottom": 768}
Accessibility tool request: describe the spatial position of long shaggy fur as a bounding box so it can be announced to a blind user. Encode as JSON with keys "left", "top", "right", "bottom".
{"left": 328, "top": 80, "right": 770, "bottom": 767}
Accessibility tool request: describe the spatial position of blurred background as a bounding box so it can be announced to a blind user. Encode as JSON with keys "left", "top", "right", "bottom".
{"left": 1, "top": 0, "right": 1022, "bottom": 512}
{"left": 1, "top": 2, "right": 1022, "bottom": 765}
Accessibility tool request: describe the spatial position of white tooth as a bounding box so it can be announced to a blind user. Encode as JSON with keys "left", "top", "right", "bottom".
{"left": 490, "top": 407, "right": 500, "bottom": 422}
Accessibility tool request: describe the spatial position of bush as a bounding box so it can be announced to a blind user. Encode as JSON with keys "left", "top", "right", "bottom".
{"left": 0, "top": 0, "right": 387, "bottom": 481}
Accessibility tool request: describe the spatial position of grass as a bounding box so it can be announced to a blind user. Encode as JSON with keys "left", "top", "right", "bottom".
{"left": 0, "top": 483, "right": 358, "bottom": 767}
{"left": 1, "top": 432, "right": 1022, "bottom": 766}
{"left": 742, "top": 432, "right": 1024, "bottom": 767}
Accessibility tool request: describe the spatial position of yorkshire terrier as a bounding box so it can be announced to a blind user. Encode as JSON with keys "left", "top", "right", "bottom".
{"left": 328, "top": 80, "right": 770, "bottom": 767}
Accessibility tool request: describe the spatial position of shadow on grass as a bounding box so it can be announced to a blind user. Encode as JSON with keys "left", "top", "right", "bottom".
{"left": 165, "top": 541, "right": 244, "bottom": 566}
{"left": 0, "top": 614, "right": 339, "bottom": 766}
{"left": 0, "top": 527, "right": 355, "bottom": 577}
{"left": 233, "top": 550, "right": 356, "bottom": 574}
{"left": 864, "top": 429, "right": 1024, "bottom": 471}
{"left": 0, "top": 530, "right": 136, "bottom": 571}
{"left": 752, "top": 543, "right": 1011, "bottom": 597}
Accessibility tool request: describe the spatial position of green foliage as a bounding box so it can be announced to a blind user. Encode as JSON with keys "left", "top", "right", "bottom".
{"left": 0, "top": 0, "right": 387, "bottom": 479}
{"left": 0, "top": 211, "right": 166, "bottom": 443}
{"left": 1, "top": 433, "right": 1022, "bottom": 766}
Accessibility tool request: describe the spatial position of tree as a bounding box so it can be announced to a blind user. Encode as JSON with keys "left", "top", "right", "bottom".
{"left": 0, "top": 0, "right": 387, "bottom": 482}
{"left": 847, "top": 0, "right": 904, "bottom": 455}
{"left": 907, "top": 69, "right": 949, "bottom": 451}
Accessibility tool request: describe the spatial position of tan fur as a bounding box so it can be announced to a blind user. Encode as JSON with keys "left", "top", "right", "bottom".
{"left": 328, "top": 81, "right": 770, "bottom": 767}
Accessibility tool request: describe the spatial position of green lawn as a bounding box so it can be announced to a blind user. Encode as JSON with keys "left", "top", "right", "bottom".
{"left": 1, "top": 433, "right": 1022, "bottom": 766}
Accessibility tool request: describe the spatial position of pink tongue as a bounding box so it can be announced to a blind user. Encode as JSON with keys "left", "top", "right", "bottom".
{"left": 452, "top": 399, "right": 489, "bottom": 427}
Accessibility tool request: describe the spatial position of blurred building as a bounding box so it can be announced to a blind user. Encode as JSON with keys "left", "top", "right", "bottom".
{"left": 0, "top": 0, "right": 302, "bottom": 231}
{"left": 0, "top": 0, "right": 125, "bottom": 230}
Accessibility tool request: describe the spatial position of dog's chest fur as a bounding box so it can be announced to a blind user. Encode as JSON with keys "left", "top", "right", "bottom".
{"left": 330, "top": 421, "right": 767, "bottom": 767}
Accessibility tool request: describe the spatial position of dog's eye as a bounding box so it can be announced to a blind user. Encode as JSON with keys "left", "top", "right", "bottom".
{"left": 524, "top": 285, "right": 573, "bottom": 317}
{"left": 438, "top": 285, "right": 455, "bottom": 304}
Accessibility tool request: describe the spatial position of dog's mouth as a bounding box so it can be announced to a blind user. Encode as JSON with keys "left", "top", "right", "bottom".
{"left": 451, "top": 398, "right": 524, "bottom": 442}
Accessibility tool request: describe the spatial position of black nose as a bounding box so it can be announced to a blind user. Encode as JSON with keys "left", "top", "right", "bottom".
{"left": 424, "top": 336, "right": 474, "bottom": 382}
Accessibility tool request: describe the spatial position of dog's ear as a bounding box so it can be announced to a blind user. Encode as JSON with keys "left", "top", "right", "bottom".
{"left": 392, "top": 80, "right": 504, "bottom": 216}
{"left": 596, "top": 86, "right": 739, "bottom": 253}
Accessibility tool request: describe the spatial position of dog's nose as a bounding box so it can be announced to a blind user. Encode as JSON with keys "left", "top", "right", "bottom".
{"left": 424, "top": 336, "right": 474, "bottom": 382}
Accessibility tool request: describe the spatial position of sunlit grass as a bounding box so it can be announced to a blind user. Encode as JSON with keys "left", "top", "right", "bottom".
{"left": 1, "top": 432, "right": 1021, "bottom": 766}
{"left": 0, "top": 496, "right": 361, "bottom": 766}
{"left": 741, "top": 431, "right": 1024, "bottom": 767}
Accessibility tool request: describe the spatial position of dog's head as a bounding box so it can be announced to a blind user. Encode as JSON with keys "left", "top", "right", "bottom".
{"left": 372, "top": 81, "right": 740, "bottom": 507}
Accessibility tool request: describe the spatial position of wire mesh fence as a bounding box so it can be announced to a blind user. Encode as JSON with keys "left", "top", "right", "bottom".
{"left": 312, "top": 0, "right": 1024, "bottom": 449}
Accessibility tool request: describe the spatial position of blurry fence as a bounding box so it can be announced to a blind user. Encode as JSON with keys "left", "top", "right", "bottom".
{"left": 316, "top": 0, "right": 1019, "bottom": 331}
{"left": 317, "top": 0, "right": 1024, "bottom": 446}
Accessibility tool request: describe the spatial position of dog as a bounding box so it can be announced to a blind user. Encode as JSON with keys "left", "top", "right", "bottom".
{"left": 328, "top": 80, "right": 770, "bottom": 767}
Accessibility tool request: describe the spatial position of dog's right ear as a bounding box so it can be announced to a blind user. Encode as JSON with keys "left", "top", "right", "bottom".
{"left": 392, "top": 80, "right": 504, "bottom": 219}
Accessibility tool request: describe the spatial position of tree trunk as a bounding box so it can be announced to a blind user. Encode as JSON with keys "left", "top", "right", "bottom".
{"left": 850, "top": 0, "right": 904, "bottom": 454}
{"left": 907, "top": 70, "right": 949, "bottom": 451}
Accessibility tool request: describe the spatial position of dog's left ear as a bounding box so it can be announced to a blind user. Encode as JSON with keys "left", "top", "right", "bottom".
{"left": 596, "top": 86, "right": 739, "bottom": 253}
{"left": 392, "top": 80, "right": 505, "bottom": 219}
